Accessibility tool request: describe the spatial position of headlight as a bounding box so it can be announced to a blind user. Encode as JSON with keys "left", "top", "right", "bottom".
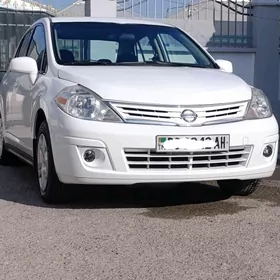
{"left": 55, "top": 85, "right": 122, "bottom": 122}
{"left": 245, "top": 87, "right": 272, "bottom": 119}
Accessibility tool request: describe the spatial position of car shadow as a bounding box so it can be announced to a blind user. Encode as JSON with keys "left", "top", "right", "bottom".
{"left": 0, "top": 164, "right": 235, "bottom": 210}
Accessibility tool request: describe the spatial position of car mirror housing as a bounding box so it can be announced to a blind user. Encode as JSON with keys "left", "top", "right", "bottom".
{"left": 215, "top": 59, "right": 233, "bottom": 73}
{"left": 9, "top": 57, "right": 38, "bottom": 84}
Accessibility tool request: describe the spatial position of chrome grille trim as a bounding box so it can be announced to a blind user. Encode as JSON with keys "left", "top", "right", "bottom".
{"left": 124, "top": 146, "right": 252, "bottom": 171}
{"left": 110, "top": 101, "right": 249, "bottom": 126}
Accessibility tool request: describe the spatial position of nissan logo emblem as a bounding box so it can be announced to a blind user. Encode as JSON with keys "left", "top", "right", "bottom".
{"left": 181, "top": 109, "right": 197, "bottom": 123}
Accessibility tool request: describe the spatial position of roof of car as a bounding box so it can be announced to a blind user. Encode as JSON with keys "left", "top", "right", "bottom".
{"left": 50, "top": 17, "right": 173, "bottom": 27}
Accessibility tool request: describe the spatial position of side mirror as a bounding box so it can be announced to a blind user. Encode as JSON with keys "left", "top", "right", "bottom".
{"left": 9, "top": 57, "right": 38, "bottom": 84}
{"left": 215, "top": 59, "right": 233, "bottom": 73}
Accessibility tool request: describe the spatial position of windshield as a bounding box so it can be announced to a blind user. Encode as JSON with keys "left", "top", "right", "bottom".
{"left": 51, "top": 22, "right": 217, "bottom": 68}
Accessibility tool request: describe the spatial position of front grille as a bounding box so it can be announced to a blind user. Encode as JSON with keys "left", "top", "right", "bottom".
{"left": 111, "top": 101, "right": 249, "bottom": 126}
{"left": 124, "top": 146, "right": 252, "bottom": 170}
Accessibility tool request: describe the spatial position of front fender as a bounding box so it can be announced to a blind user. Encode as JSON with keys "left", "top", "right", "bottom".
{"left": 31, "top": 77, "right": 75, "bottom": 139}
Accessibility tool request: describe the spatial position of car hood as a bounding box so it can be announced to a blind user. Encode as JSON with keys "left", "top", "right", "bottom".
{"left": 58, "top": 66, "right": 252, "bottom": 105}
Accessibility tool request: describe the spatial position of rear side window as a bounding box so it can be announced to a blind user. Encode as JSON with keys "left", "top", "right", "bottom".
{"left": 57, "top": 39, "right": 82, "bottom": 60}
{"left": 159, "top": 33, "right": 197, "bottom": 64}
{"left": 137, "top": 37, "right": 154, "bottom": 62}
{"left": 90, "top": 40, "right": 118, "bottom": 62}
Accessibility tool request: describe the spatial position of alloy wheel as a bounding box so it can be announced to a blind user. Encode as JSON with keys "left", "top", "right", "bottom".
{"left": 37, "top": 134, "right": 49, "bottom": 194}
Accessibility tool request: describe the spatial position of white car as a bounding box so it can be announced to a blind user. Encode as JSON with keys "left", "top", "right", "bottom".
{"left": 0, "top": 17, "right": 278, "bottom": 203}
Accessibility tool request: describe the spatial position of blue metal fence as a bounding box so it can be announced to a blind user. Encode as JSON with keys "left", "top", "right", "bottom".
{"left": 117, "top": 0, "right": 253, "bottom": 48}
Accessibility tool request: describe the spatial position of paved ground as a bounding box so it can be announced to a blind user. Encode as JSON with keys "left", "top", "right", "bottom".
{"left": 1, "top": 163, "right": 280, "bottom": 280}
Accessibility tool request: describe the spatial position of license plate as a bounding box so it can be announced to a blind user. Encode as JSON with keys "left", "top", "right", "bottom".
{"left": 156, "top": 135, "right": 230, "bottom": 152}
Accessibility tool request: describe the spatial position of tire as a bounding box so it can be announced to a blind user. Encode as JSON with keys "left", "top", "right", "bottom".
{"left": 35, "top": 120, "right": 66, "bottom": 204}
{"left": 217, "top": 179, "right": 260, "bottom": 196}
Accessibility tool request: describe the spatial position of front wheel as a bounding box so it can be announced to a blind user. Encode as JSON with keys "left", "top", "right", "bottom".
{"left": 35, "top": 121, "right": 66, "bottom": 204}
{"left": 217, "top": 179, "right": 260, "bottom": 196}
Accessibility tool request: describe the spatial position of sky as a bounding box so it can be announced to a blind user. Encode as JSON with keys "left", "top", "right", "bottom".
{"left": 39, "top": 0, "right": 188, "bottom": 13}
{"left": 40, "top": 0, "right": 75, "bottom": 9}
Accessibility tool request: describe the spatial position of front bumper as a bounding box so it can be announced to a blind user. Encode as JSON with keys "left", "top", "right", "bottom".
{"left": 50, "top": 112, "right": 279, "bottom": 185}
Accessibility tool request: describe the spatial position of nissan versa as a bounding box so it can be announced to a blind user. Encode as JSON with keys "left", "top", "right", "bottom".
{"left": 0, "top": 17, "right": 278, "bottom": 203}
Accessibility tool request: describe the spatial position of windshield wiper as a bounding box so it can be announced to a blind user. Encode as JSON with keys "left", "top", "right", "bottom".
{"left": 62, "top": 60, "right": 112, "bottom": 66}
{"left": 146, "top": 61, "right": 211, "bottom": 68}
{"left": 62, "top": 60, "right": 211, "bottom": 68}
{"left": 116, "top": 61, "right": 211, "bottom": 68}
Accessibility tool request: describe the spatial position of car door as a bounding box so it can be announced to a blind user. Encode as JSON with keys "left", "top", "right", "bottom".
{"left": 12, "top": 24, "right": 47, "bottom": 156}
{"left": 1, "top": 29, "right": 33, "bottom": 147}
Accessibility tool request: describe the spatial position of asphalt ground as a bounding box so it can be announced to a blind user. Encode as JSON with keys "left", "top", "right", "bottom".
{"left": 1, "top": 163, "right": 280, "bottom": 280}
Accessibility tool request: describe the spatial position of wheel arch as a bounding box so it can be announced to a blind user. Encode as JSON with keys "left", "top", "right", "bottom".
{"left": 32, "top": 98, "right": 49, "bottom": 140}
{"left": 33, "top": 108, "right": 47, "bottom": 140}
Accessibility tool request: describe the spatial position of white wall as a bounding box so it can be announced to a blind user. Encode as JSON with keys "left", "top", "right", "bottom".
{"left": 209, "top": 49, "right": 255, "bottom": 86}
{"left": 208, "top": 49, "right": 280, "bottom": 124}
{"left": 85, "top": 0, "right": 116, "bottom": 17}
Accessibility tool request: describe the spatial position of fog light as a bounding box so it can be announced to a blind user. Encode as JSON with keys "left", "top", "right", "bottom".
{"left": 263, "top": 145, "right": 273, "bottom": 158}
{"left": 83, "top": 149, "right": 96, "bottom": 162}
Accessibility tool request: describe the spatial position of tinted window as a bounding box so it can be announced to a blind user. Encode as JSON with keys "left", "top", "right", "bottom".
{"left": 27, "top": 25, "right": 47, "bottom": 72}
{"left": 160, "top": 34, "right": 197, "bottom": 64}
{"left": 57, "top": 39, "right": 119, "bottom": 62}
{"left": 58, "top": 39, "right": 82, "bottom": 60}
{"left": 137, "top": 37, "right": 154, "bottom": 62}
{"left": 16, "top": 30, "right": 32, "bottom": 57}
{"left": 52, "top": 22, "right": 216, "bottom": 68}
{"left": 90, "top": 40, "right": 118, "bottom": 62}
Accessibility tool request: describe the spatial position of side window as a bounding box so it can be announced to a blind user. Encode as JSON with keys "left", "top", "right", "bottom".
{"left": 159, "top": 33, "right": 197, "bottom": 64}
{"left": 27, "top": 25, "right": 47, "bottom": 73}
{"left": 90, "top": 40, "right": 118, "bottom": 62}
{"left": 16, "top": 31, "right": 32, "bottom": 57}
{"left": 137, "top": 37, "right": 154, "bottom": 62}
{"left": 58, "top": 39, "right": 82, "bottom": 60}
{"left": 57, "top": 39, "right": 119, "bottom": 63}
